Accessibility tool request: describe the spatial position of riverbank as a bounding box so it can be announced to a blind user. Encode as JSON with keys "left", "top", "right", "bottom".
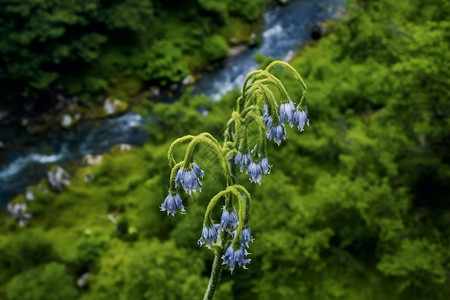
{"left": 0, "top": 0, "right": 346, "bottom": 205}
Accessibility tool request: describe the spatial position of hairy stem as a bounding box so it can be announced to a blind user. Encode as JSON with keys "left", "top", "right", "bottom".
{"left": 202, "top": 231, "right": 230, "bottom": 300}
{"left": 203, "top": 159, "right": 238, "bottom": 300}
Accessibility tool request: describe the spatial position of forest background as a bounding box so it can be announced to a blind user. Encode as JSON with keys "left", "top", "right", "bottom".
{"left": 0, "top": 0, "right": 449, "bottom": 299}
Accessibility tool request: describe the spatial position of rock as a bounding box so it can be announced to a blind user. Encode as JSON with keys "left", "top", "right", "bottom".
{"left": 228, "top": 45, "right": 248, "bottom": 56}
{"left": 21, "top": 118, "right": 28, "bottom": 127}
{"left": 7, "top": 202, "right": 32, "bottom": 226}
{"left": 170, "top": 83, "right": 178, "bottom": 91}
{"left": 108, "top": 213, "right": 117, "bottom": 224}
{"left": 230, "top": 37, "right": 239, "bottom": 45}
{"left": 248, "top": 33, "right": 259, "bottom": 47}
{"left": 0, "top": 141, "right": 4, "bottom": 149}
{"left": 149, "top": 86, "right": 160, "bottom": 97}
{"left": 47, "top": 166, "right": 71, "bottom": 191}
{"left": 119, "top": 144, "right": 131, "bottom": 152}
{"left": 25, "top": 189, "right": 35, "bottom": 201}
{"left": 103, "top": 98, "right": 128, "bottom": 117}
{"left": 61, "top": 114, "right": 73, "bottom": 128}
{"left": 277, "top": 0, "right": 290, "bottom": 5}
{"left": 82, "top": 154, "right": 103, "bottom": 165}
{"left": 77, "top": 273, "right": 90, "bottom": 289}
{"left": 182, "top": 75, "right": 195, "bottom": 86}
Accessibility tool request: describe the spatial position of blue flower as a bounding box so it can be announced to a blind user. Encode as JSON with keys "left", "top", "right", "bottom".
{"left": 266, "top": 122, "right": 286, "bottom": 145}
{"left": 260, "top": 157, "right": 270, "bottom": 174}
{"left": 279, "top": 100, "right": 296, "bottom": 126}
{"left": 263, "top": 106, "right": 287, "bottom": 145}
{"left": 198, "top": 225, "right": 218, "bottom": 248}
{"left": 247, "top": 162, "right": 262, "bottom": 184}
{"left": 222, "top": 245, "right": 251, "bottom": 273}
{"left": 175, "top": 163, "right": 204, "bottom": 195}
{"left": 241, "top": 226, "right": 254, "bottom": 247}
{"left": 292, "top": 109, "right": 309, "bottom": 132}
{"left": 220, "top": 207, "right": 239, "bottom": 230}
{"left": 234, "top": 152, "right": 252, "bottom": 172}
{"left": 160, "top": 193, "right": 185, "bottom": 217}
{"left": 247, "top": 157, "right": 271, "bottom": 184}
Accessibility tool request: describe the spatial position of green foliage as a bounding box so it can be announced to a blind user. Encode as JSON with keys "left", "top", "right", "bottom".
{"left": 0, "top": 0, "right": 449, "bottom": 299}
{"left": 6, "top": 262, "right": 78, "bottom": 300}
{"left": 83, "top": 240, "right": 206, "bottom": 300}
{"left": 76, "top": 227, "right": 110, "bottom": 272}
{"left": 0, "top": 229, "right": 56, "bottom": 284}
{"left": 203, "top": 35, "right": 229, "bottom": 62}
{"left": 0, "top": 0, "right": 263, "bottom": 103}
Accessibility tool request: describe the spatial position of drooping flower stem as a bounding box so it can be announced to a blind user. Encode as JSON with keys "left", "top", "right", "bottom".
{"left": 202, "top": 230, "right": 230, "bottom": 300}
{"left": 161, "top": 61, "right": 309, "bottom": 299}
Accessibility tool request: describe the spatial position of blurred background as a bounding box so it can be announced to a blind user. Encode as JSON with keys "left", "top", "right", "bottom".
{"left": 0, "top": 0, "right": 449, "bottom": 299}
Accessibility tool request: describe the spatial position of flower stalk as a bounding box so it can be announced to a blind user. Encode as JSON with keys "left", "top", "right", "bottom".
{"left": 159, "top": 61, "right": 309, "bottom": 299}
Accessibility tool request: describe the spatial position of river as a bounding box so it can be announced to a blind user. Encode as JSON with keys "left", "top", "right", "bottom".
{"left": 0, "top": 0, "right": 345, "bottom": 205}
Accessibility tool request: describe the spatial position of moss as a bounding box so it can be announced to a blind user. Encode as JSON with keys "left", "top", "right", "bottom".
{"left": 220, "top": 17, "right": 262, "bottom": 44}
{"left": 107, "top": 76, "right": 143, "bottom": 103}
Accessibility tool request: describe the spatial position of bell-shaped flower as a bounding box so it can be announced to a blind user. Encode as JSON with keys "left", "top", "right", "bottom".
{"left": 160, "top": 193, "right": 185, "bottom": 217}
{"left": 266, "top": 122, "right": 286, "bottom": 145}
{"left": 247, "top": 157, "right": 271, "bottom": 184}
{"left": 292, "top": 109, "right": 309, "bottom": 132}
{"left": 241, "top": 226, "right": 254, "bottom": 248}
{"left": 222, "top": 245, "right": 251, "bottom": 273}
{"left": 247, "top": 162, "right": 262, "bottom": 184}
{"left": 220, "top": 206, "right": 239, "bottom": 230}
{"left": 234, "top": 152, "right": 252, "bottom": 172}
{"left": 279, "top": 100, "right": 296, "bottom": 126}
{"left": 260, "top": 157, "right": 271, "bottom": 174}
{"left": 175, "top": 163, "right": 204, "bottom": 195}
{"left": 198, "top": 225, "right": 218, "bottom": 248}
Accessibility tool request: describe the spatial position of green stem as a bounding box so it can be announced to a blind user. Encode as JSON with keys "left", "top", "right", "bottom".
{"left": 202, "top": 231, "right": 230, "bottom": 300}
{"left": 203, "top": 151, "right": 238, "bottom": 300}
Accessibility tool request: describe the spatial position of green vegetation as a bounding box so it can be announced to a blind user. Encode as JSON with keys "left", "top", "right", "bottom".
{"left": 0, "top": 0, "right": 265, "bottom": 104}
{"left": 1, "top": 0, "right": 449, "bottom": 299}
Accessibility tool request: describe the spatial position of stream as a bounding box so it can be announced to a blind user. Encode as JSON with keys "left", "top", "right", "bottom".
{"left": 0, "top": 0, "right": 345, "bottom": 205}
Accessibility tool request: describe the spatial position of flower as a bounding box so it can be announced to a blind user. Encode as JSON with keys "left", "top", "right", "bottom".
{"left": 234, "top": 152, "right": 252, "bottom": 172}
{"left": 241, "top": 226, "right": 254, "bottom": 247}
{"left": 247, "top": 162, "right": 262, "bottom": 184}
{"left": 260, "top": 157, "right": 270, "bottom": 174}
{"left": 160, "top": 193, "right": 185, "bottom": 217}
{"left": 222, "top": 245, "right": 251, "bottom": 273}
{"left": 198, "top": 225, "right": 218, "bottom": 248}
{"left": 263, "top": 105, "right": 287, "bottom": 145}
{"left": 247, "top": 157, "right": 270, "bottom": 184}
{"left": 292, "top": 108, "right": 309, "bottom": 132}
{"left": 220, "top": 207, "right": 239, "bottom": 230}
{"left": 266, "top": 122, "right": 286, "bottom": 145}
{"left": 175, "top": 163, "right": 204, "bottom": 195}
{"left": 279, "top": 99, "right": 296, "bottom": 126}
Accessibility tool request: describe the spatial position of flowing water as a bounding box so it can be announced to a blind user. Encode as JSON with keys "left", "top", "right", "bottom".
{"left": 0, "top": 0, "right": 345, "bottom": 204}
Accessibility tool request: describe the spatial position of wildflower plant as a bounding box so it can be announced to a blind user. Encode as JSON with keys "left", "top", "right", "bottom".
{"left": 161, "top": 61, "right": 308, "bottom": 300}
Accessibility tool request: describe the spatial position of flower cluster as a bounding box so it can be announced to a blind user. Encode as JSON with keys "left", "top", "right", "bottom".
{"left": 175, "top": 163, "right": 204, "bottom": 195}
{"left": 220, "top": 206, "right": 239, "bottom": 230}
{"left": 263, "top": 100, "right": 309, "bottom": 145}
{"left": 222, "top": 226, "right": 254, "bottom": 272}
{"left": 293, "top": 108, "right": 309, "bottom": 131}
{"left": 234, "top": 152, "right": 252, "bottom": 172}
{"left": 278, "top": 99, "right": 310, "bottom": 131}
{"left": 247, "top": 157, "right": 270, "bottom": 184}
{"left": 264, "top": 105, "right": 286, "bottom": 145}
{"left": 160, "top": 61, "right": 309, "bottom": 282}
{"left": 198, "top": 225, "right": 219, "bottom": 248}
{"left": 222, "top": 245, "right": 251, "bottom": 273}
{"left": 160, "top": 193, "right": 185, "bottom": 217}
